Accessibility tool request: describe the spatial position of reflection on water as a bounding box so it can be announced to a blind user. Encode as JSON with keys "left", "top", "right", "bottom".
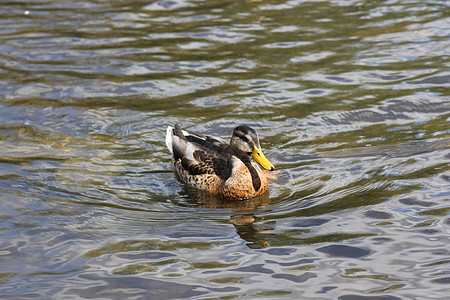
{"left": 1, "top": 0, "right": 449, "bottom": 298}
{"left": 178, "top": 189, "right": 274, "bottom": 249}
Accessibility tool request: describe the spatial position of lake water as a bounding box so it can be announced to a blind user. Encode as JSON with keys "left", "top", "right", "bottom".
{"left": 0, "top": 0, "right": 449, "bottom": 299}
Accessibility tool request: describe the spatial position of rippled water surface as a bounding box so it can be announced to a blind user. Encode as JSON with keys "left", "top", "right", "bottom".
{"left": 1, "top": 0, "right": 449, "bottom": 298}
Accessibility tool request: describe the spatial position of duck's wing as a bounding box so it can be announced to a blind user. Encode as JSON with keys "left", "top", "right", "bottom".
{"left": 166, "top": 125, "right": 231, "bottom": 180}
{"left": 166, "top": 125, "right": 227, "bottom": 154}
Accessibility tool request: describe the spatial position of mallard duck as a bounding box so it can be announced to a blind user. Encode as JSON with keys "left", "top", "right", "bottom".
{"left": 166, "top": 124, "right": 275, "bottom": 200}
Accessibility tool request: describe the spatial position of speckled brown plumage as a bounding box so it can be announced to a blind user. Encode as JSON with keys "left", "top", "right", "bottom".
{"left": 174, "top": 155, "right": 269, "bottom": 200}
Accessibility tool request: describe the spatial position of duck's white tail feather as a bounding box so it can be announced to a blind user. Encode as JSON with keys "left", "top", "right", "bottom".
{"left": 165, "top": 126, "right": 174, "bottom": 154}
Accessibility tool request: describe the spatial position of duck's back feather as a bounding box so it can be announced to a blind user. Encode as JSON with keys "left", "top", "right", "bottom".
{"left": 167, "top": 125, "right": 232, "bottom": 180}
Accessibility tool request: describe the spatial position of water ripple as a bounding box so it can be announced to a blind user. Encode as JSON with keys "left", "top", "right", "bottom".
{"left": 0, "top": 0, "right": 449, "bottom": 299}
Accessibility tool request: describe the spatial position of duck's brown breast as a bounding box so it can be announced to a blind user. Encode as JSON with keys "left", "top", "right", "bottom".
{"left": 219, "top": 160, "right": 268, "bottom": 200}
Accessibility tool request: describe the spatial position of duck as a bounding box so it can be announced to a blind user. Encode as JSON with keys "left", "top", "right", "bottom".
{"left": 166, "top": 124, "right": 275, "bottom": 200}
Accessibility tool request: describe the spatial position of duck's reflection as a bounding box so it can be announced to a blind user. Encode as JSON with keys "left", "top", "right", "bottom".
{"left": 229, "top": 212, "right": 274, "bottom": 249}
{"left": 178, "top": 188, "right": 274, "bottom": 249}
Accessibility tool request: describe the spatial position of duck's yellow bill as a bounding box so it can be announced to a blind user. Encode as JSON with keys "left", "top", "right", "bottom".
{"left": 251, "top": 145, "right": 275, "bottom": 171}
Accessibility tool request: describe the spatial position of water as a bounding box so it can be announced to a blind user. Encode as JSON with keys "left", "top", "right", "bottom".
{"left": 1, "top": 0, "right": 449, "bottom": 298}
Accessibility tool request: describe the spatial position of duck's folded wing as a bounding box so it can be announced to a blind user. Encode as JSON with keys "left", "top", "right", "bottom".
{"left": 167, "top": 125, "right": 232, "bottom": 179}
{"left": 181, "top": 149, "right": 232, "bottom": 180}
{"left": 180, "top": 149, "right": 215, "bottom": 175}
{"left": 167, "top": 125, "right": 213, "bottom": 173}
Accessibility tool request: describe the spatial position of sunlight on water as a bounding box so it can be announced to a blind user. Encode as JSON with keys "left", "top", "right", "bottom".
{"left": 0, "top": 0, "right": 449, "bottom": 298}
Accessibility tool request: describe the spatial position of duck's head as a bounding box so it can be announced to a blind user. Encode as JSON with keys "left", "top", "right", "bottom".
{"left": 230, "top": 125, "right": 275, "bottom": 171}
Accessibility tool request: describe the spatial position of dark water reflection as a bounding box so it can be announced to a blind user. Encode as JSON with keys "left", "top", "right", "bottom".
{"left": 1, "top": 0, "right": 449, "bottom": 298}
